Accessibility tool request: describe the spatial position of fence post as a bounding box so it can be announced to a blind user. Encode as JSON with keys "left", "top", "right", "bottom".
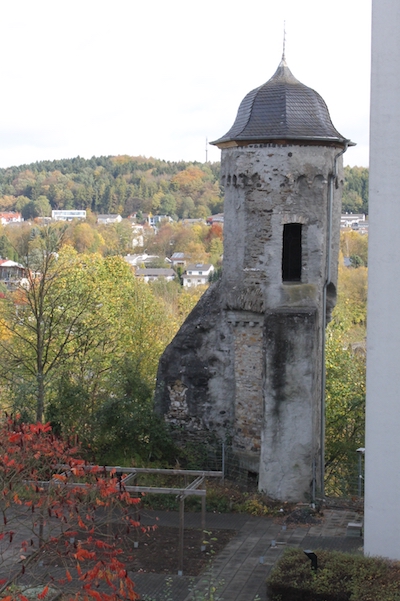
{"left": 178, "top": 496, "right": 185, "bottom": 576}
{"left": 312, "top": 458, "right": 316, "bottom": 505}
{"left": 222, "top": 441, "right": 225, "bottom": 483}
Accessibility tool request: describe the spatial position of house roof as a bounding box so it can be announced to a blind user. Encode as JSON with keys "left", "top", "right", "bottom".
{"left": 0, "top": 259, "right": 24, "bottom": 268}
{"left": 0, "top": 212, "right": 21, "bottom": 219}
{"left": 135, "top": 268, "right": 175, "bottom": 277}
{"left": 124, "top": 254, "right": 158, "bottom": 266}
{"left": 211, "top": 58, "right": 353, "bottom": 148}
{"left": 186, "top": 264, "right": 213, "bottom": 271}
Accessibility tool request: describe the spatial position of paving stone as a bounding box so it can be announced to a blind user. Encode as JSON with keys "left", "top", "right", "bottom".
{"left": 7, "top": 508, "right": 364, "bottom": 601}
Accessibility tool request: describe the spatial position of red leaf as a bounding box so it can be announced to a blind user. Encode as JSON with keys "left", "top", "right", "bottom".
{"left": 37, "top": 585, "right": 49, "bottom": 599}
{"left": 86, "top": 591, "right": 102, "bottom": 601}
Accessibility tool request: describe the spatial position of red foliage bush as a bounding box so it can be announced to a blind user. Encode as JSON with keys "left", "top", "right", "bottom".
{"left": 0, "top": 416, "right": 145, "bottom": 600}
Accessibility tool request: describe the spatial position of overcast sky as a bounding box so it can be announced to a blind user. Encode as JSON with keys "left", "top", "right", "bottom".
{"left": 0, "top": 0, "right": 371, "bottom": 169}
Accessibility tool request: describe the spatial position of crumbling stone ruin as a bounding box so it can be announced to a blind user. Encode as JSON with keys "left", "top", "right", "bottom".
{"left": 155, "top": 57, "right": 352, "bottom": 501}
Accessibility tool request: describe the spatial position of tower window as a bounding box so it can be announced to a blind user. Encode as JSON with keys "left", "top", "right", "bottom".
{"left": 282, "top": 223, "right": 302, "bottom": 282}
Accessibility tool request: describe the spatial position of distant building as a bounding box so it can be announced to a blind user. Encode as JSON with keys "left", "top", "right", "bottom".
{"left": 181, "top": 218, "right": 206, "bottom": 226}
{"left": 0, "top": 259, "right": 27, "bottom": 290}
{"left": 170, "top": 252, "right": 190, "bottom": 267}
{"left": 0, "top": 212, "right": 22, "bottom": 225}
{"left": 206, "top": 213, "right": 224, "bottom": 226}
{"left": 135, "top": 268, "right": 176, "bottom": 283}
{"left": 340, "top": 213, "right": 366, "bottom": 228}
{"left": 148, "top": 215, "right": 173, "bottom": 227}
{"left": 52, "top": 210, "right": 86, "bottom": 221}
{"left": 124, "top": 254, "right": 159, "bottom": 267}
{"left": 182, "top": 263, "right": 214, "bottom": 287}
{"left": 131, "top": 225, "right": 144, "bottom": 247}
{"left": 97, "top": 214, "right": 122, "bottom": 225}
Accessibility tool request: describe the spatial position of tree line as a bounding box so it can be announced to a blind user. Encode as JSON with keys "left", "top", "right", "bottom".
{"left": 0, "top": 156, "right": 368, "bottom": 220}
{"left": 0, "top": 155, "right": 223, "bottom": 221}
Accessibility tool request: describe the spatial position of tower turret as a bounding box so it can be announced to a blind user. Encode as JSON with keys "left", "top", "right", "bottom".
{"left": 155, "top": 58, "right": 352, "bottom": 501}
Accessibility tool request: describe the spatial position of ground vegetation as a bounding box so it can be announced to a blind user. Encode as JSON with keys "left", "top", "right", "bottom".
{"left": 267, "top": 547, "right": 400, "bottom": 601}
{"left": 324, "top": 237, "right": 367, "bottom": 496}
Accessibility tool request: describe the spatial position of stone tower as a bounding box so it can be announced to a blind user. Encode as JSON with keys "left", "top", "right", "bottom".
{"left": 155, "top": 57, "right": 352, "bottom": 501}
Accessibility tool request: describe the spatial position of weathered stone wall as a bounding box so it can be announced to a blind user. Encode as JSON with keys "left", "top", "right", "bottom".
{"left": 220, "top": 144, "right": 343, "bottom": 317}
{"left": 154, "top": 281, "right": 235, "bottom": 443}
{"left": 260, "top": 309, "right": 321, "bottom": 501}
{"left": 227, "top": 311, "right": 264, "bottom": 472}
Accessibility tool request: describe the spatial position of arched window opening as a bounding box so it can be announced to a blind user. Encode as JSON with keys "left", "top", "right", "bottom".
{"left": 282, "top": 223, "right": 302, "bottom": 282}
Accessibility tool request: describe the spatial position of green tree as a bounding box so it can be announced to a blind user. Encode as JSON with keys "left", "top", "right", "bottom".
{"left": 325, "top": 330, "right": 366, "bottom": 496}
{"left": 324, "top": 250, "right": 367, "bottom": 496}
{"left": 0, "top": 232, "right": 109, "bottom": 421}
{"left": 343, "top": 166, "right": 369, "bottom": 214}
{"left": 0, "top": 237, "right": 176, "bottom": 461}
{"left": 159, "top": 193, "right": 177, "bottom": 216}
{"left": 332, "top": 261, "right": 368, "bottom": 344}
{"left": 21, "top": 196, "right": 51, "bottom": 219}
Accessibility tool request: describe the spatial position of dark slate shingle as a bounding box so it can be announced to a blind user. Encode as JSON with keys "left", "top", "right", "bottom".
{"left": 211, "top": 59, "right": 350, "bottom": 146}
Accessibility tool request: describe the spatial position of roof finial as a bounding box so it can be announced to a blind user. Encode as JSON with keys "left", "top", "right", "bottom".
{"left": 282, "top": 21, "right": 286, "bottom": 61}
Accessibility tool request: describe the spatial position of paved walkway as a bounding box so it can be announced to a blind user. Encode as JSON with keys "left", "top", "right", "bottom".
{"left": 133, "top": 507, "right": 363, "bottom": 601}
{"left": 6, "top": 507, "right": 363, "bottom": 601}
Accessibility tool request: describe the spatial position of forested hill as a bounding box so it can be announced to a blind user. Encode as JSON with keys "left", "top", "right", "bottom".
{"left": 0, "top": 156, "right": 223, "bottom": 220}
{"left": 0, "top": 155, "right": 368, "bottom": 218}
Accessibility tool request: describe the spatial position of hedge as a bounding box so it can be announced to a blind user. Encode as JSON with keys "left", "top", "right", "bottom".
{"left": 266, "top": 547, "right": 400, "bottom": 601}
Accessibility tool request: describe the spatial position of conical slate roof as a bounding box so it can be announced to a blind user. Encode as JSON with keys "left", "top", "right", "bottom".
{"left": 211, "top": 58, "right": 351, "bottom": 147}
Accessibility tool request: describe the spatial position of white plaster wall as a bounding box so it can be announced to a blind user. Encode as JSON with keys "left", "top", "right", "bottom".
{"left": 364, "top": 0, "right": 400, "bottom": 560}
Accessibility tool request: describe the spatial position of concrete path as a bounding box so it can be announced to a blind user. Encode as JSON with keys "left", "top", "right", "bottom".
{"left": 5, "top": 507, "right": 363, "bottom": 601}
{"left": 134, "top": 507, "right": 363, "bottom": 601}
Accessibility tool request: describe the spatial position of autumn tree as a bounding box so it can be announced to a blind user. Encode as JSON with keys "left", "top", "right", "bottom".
{"left": 0, "top": 416, "right": 144, "bottom": 599}
{"left": 340, "top": 230, "right": 368, "bottom": 267}
{"left": 331, "top": 259, "right": 368, "bottom": 344}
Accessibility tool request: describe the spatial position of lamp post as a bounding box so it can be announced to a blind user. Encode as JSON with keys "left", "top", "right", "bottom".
{"left": 304, "top": 550, "right": 318, "bottom": 571}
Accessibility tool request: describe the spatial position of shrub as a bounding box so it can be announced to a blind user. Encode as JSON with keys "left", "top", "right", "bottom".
{"left": 267, "top": 548, "right": 400, "bottom": 601}
{"left": 0, "top": 415, "right": 150, "bottom": 600}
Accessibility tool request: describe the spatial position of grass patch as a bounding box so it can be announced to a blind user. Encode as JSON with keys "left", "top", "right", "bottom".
{"left": 141, "top": 479, "right": 292, "bottom": 515}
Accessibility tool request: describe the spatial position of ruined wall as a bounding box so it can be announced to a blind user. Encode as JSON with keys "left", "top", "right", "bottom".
{"left": 227, "top": 311, "right": 264, "bottom": 472}
{"left": 154, "top": 281, "right": 235, "bottom": 443}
